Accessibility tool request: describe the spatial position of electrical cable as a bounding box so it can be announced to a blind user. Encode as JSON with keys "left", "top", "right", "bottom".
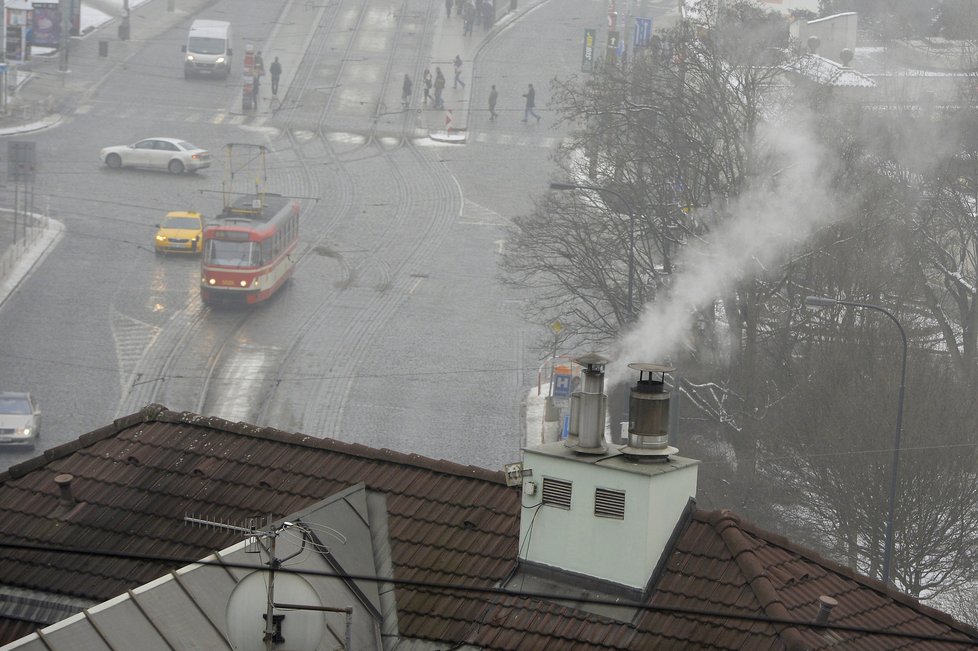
{"left": 0, "top": 541, "right": 972, "bottom": 645}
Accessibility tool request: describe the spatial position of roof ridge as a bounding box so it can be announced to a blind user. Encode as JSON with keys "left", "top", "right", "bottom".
{"left": 710, "top": 509, "right": 811, "bottom": 651}
{"left": 2, "top": 404, "right": 508, "bottom": 486}
{"left": 704, "top": 509, "right": 978, "bottom": 642}
{"left": 150, "top": 405, "right": 508, "bottom": 484}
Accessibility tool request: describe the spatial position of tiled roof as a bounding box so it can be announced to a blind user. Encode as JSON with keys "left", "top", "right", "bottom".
{"left": 1, "top": 405, "right": 976, "bottom": 649}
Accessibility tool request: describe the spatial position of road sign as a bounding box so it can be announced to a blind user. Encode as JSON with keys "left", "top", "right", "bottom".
{"left": 550, "top": 321, "right": 562, "bottom": 335}
{"left": 553, "top": 364, "right": 573, "bottom": 398}
{"left": 634, "top": 17, "right": 653, "bottom": 48}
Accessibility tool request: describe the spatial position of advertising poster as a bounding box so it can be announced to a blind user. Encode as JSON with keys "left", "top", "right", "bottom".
{"left": 6, "top": 26, "right": 25, "bottom": 61}
{"left": 582, "top": 28, "right": 596, "bottom": 72}
{"left": 31, "top": 4, "right": 61, "bottom": 48}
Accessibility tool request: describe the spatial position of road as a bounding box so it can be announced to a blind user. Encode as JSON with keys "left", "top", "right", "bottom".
{"left": 0, "top": 0, "right": 637, "bottom": 472}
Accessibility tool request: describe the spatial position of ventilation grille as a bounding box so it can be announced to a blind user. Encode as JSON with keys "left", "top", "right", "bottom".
{"left": 594, "top": 487, "right": 625, "bottom": 519}
{"left": 542, "top": 477, "right": 572, "bottom": 510}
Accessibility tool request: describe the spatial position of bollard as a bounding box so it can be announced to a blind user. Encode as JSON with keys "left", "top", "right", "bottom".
{"left": 99, "top": 40, "right": 109, "bottom": 57}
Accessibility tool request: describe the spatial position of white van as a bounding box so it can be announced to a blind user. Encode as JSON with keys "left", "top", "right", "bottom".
{"left": 182, "top": 20, "right": 232, "bottom": 79}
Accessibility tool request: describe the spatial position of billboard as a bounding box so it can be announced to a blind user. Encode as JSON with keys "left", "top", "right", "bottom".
{"left": 31, "top": 4, "right": 61, "bottom": 48}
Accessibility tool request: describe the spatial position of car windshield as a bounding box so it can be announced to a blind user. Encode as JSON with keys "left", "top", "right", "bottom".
{"left": 205, "top": 239, "right": 261, "bottom": 267}
{"left": 188, "top": 37, "right": 225, "bottom": 55}
{"left": 164, "top": 217, "right": 201, "bottom": 229}
{"left": 0, "top": 397, "right": 30, "bottom": 414}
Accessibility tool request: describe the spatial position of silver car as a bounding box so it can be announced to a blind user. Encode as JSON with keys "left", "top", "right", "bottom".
{"left": 0, "top": 392, "right": 41, "bottom": 450}
{"left": 99, "top": 137, "right": 211, "bottom": 174}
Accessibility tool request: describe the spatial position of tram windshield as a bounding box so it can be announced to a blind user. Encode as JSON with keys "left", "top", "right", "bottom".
{"left": 205, "top": 238, "right": 261, "bottom": 267}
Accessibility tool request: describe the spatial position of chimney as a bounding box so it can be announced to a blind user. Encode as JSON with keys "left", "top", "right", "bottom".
{"left": 519, "top": 362, "right": 699, "bottom": 592}
{"left": 54, "top": 474, "right": 76, "bottom": 509}
{"left": 813, "top": 595, "right": 838, "bottom": 625}
{"left": 620, "top": 363, "right": 678, "bottom": 460}
{"left": 567, "top": 353, "right": 608, "bottom": 454}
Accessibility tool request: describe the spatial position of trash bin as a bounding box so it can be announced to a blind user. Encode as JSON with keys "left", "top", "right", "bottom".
{"left": 99, "top": 40, "right": 109, "bottom": 57}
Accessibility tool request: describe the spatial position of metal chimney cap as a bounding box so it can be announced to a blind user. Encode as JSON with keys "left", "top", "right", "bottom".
{"left": 628, "top": 363, "right": 675, "bottom": 374}
{"left": 575, "top": 352, "right": 610, "bottom": 367}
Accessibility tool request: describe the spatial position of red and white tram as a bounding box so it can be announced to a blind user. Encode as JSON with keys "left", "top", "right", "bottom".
{"left": 200, "top": 193, "right": 300, "bottom": 305}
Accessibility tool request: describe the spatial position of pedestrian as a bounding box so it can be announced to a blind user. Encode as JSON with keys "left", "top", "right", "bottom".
{"left": 254, "top": 50, "right": 265, "bottom": 77}
{"left": 453, "top": 54, "right": 465, "bottom": 89}
{"left": 251, "top": 74, "right": 260, "bottom": 109}
{"left": 463, "top": 1, "right": 475, "bottom": 36}
{"left": 445, "top": 0, "right": 453, "bottom": 18}
{"left": 423, "top": 69, "right": 432, "bottom": 104}
{"left": 522, "top": 83, "right": 540, "bottom": 122}
{"left": 488, "top": 84, "right": 498, "bottom": 121}
{"left": 433, "top": 67, "right": 446, "bottom": 109}
{"left": 482, "top": 0, "right": 493, "bottom": 30}
{"left": 269, "top": 56, "right": 282, "bottom": 95}
{"left": 402, "top": 73, "right": 413, "bottom": 107}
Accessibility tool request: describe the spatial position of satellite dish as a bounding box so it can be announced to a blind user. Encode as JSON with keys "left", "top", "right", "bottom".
{"left": 226, "top": 571, "right": 325, "bottom": 651}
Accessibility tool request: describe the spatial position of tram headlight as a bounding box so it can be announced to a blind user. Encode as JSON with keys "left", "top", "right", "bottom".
{"left": 240, "top": 280, "right": 248, "bottom": 287}
{"left": 208, "top": 278, "right": 216, "bottom": 285}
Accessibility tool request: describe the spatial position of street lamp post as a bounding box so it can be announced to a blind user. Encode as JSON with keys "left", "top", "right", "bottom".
{"left": 804, "top": 295, "right": 907, "bottom": 587}
{"left": 550, "top": 182, "right": 637, "bottom": 321}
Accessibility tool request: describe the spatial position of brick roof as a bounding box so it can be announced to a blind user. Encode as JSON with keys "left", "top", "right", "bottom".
{"left": 1, "top": 405, "right": 975, "bottom": 649}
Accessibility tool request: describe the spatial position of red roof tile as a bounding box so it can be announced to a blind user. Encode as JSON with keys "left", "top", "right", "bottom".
{"left": 1, "top": 406, "right": 976, "bottom": 649}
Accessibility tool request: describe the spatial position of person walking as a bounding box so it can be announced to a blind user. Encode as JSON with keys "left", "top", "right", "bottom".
{"left": 269, "top": 56, "right": 282, "bottom": 95}
{"left": 254, "top": 50, "right": 265, "bottom": 78}
{"left": 433, "top": 67, "right": 446, "bottom": 109}
{"left": 453, "top": 54, "right": 465, "bottom": 89}
{"left": 423, "top": 69, "right": 432, "bottom": 104}
{"left": 482, "top": 0, "right": 493, "bottom": 31}
{"left": 401, "top": 74, "right": 413, "bottom": 107}
{"left": 488, "top": 85, "right": 498, "bottom": 121}
{"left": 522, "top": 83, "right": 540, "bottom": 122}
{"left": 463, "top": 1, "right": 475, "bottom": 36}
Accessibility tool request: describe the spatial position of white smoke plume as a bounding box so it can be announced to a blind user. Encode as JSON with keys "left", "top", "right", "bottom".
{"left": 607, "top": 114, "right": 839, "bottom": 387}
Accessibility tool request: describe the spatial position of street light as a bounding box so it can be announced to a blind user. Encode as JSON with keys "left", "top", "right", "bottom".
{"left": 804, "top": 295, "right": 907, "bottom": 587}
{"left": 549, "top": 182, "right": 637, "bottom": 321}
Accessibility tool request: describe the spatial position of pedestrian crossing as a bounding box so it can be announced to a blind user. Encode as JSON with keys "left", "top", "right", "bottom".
{"left": 75, "top": 101, "right": 566, "bottom": 149}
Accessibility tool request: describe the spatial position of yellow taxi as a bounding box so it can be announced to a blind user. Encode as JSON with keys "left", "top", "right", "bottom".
{"left": 155, "top": 211, "right": 204, "bottom": 254}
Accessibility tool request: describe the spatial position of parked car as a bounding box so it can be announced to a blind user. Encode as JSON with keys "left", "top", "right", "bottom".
{"left": 99, "top": 137, "right": 211, "bottom": 174}
{"left": 0, "top": 392, "right": 41, "bottom": 450}
{"left": 155, "top": 211, "right": 204, "bottom": 254}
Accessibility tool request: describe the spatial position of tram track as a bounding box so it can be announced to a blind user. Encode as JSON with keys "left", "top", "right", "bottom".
{"left": 119, "top": 0, "right": 467, "bottom": 435}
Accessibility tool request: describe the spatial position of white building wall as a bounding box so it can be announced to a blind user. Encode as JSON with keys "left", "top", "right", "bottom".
{"left": 520, "top": 446, "right": 697, "bottom": 590}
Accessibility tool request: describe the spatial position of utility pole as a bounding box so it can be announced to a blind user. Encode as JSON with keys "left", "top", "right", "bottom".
{"left": 59, "top": 0, "right": 70, "bottom": 72}
{"left": 263, "top": 532, "right": 278, "bottom": 651}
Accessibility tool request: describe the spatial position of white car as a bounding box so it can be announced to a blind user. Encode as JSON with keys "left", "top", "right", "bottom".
{"left": 0, "top": 392, "right": 41, "bottom": 450}
{"left": 100, "top": 137, "right": 211, "bottom": 174}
